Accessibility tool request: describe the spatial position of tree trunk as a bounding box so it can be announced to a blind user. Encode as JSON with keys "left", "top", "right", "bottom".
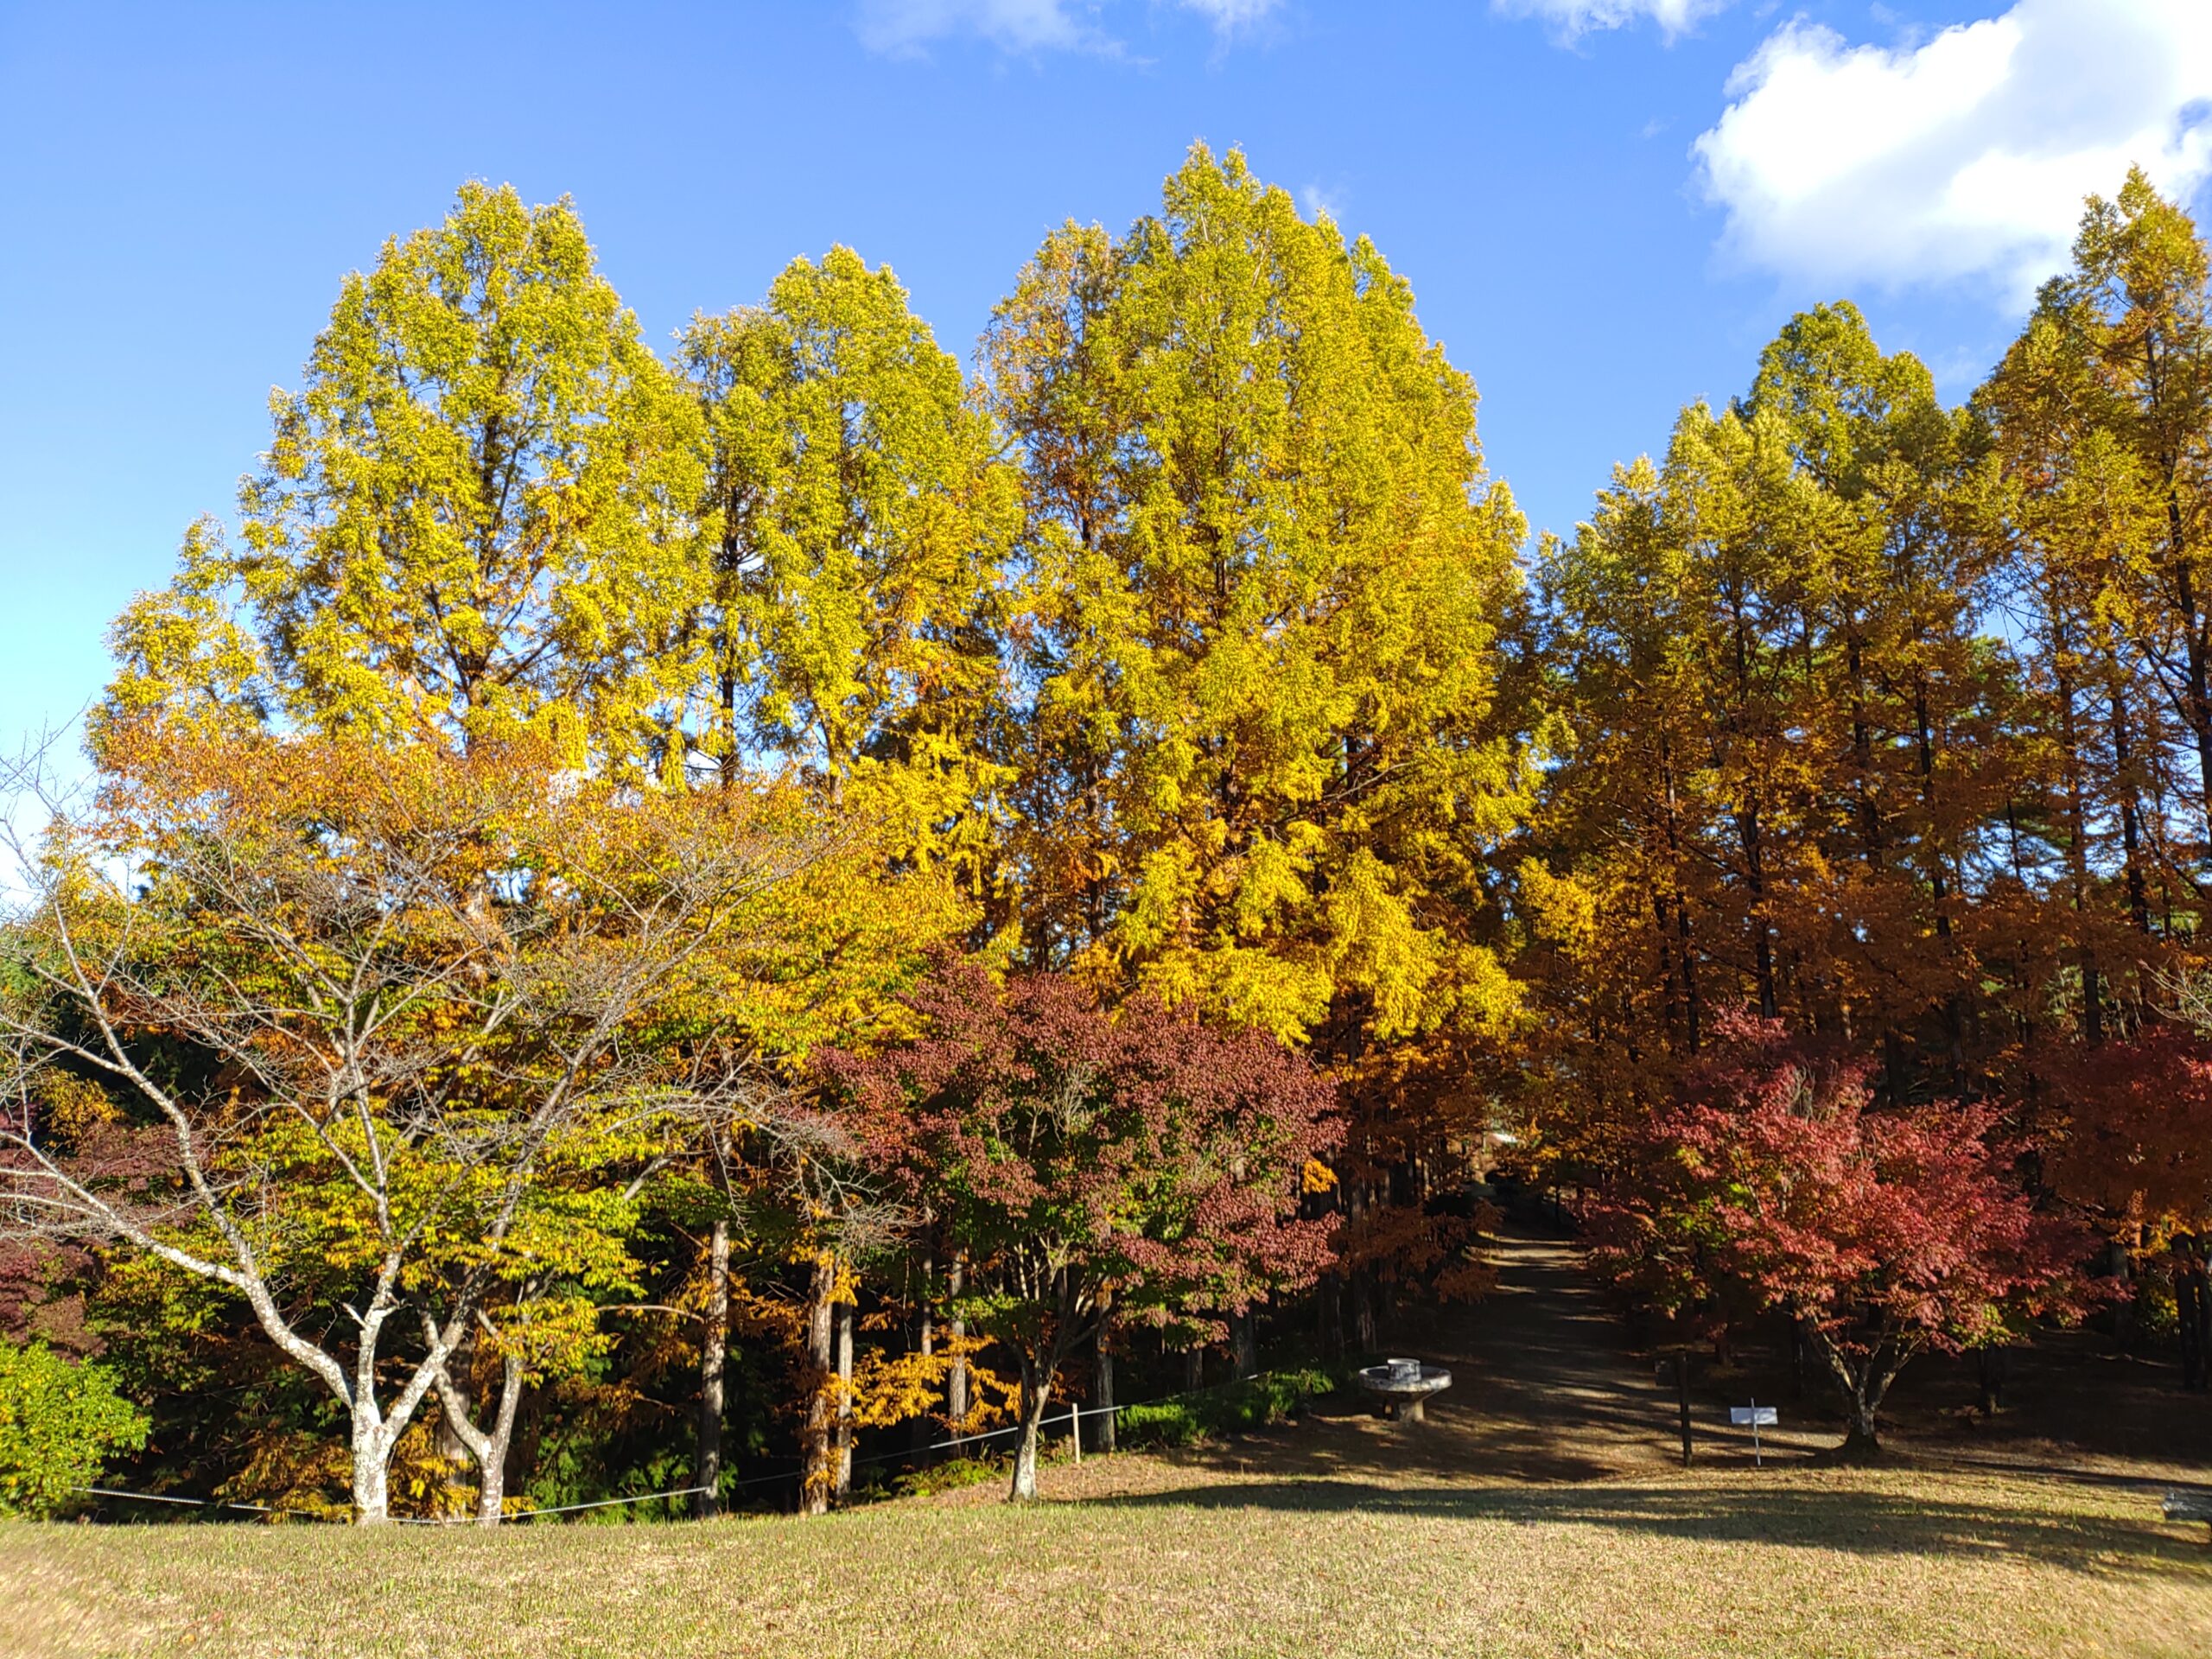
{"left": 2055, "top": 658, "right": 2104, "bottom": 1047}
{"left": 1840, "top": 1395, "right": 1882, "bottom": 1459}
{"left": 1092, "top": 1334, "right": 1116, "bottom": 1454}
{"left": 801, "top": 1256, "right": 836, "bottom": 1516}
{"left": 1977, "top": 1346, "right": 2012, "bottom": 1416}
{"left": 833, "top": 1298, "right": 855, "bottom": 1500}
{"left": 429, "top": 1336, "right": 524, "bottom": 1529}
{"left": 469, "top": 1356, "right": 524, "bottom": 1527}
{"left": 351, "top": 1425, "right": 392, "bottom": 1525}
{"left": 436, "top": 1338, "right": 476, "bottom": 1516}
{"left": 1008, "top": 1357, "right": 1054, "bottom": 1503}
{"left": 1185, "top": 1344, "right": 1205, "bottom": 1391}
{"left": 2174, "top": 1237, "right": 2209, "bottom": 1393}
{"left": 946, "top": 1255, "right": 969, "bottom": 1427}
{"left": 2109, "top": 1236, "right": 2138, "bottom": 1351}
{"left": 1659, "top": 737, "right": 1701, "bottom": 1051}
{"left": 1230, "top": 1307, "right": 1258, "bottom": 1380}
{"left": 1803, "top": 1318, "right": 1911, "bottom": 1461}
{"left": 913, "top": 1252, "right": 938, "bottom": 1455}
{"left": 696, "top": 1217, "right": 730, "bottom": 1518}
{"left": 1734, "top": 803, "right": 1778, "bottom": 1021}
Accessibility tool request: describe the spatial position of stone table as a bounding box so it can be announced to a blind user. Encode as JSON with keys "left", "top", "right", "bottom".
{"left": 1356, "top": 1357, "right": 1452, "bottom": 1423}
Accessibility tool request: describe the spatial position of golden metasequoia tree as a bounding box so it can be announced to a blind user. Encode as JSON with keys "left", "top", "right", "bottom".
{"left": 981, "top": 147, "right": 1536, "bottom": 1335}
{"left": 104, "top": 184, "right": 707, "bottom": 775}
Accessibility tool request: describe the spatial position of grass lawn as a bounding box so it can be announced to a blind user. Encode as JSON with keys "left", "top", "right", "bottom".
{"left": 5, "top": 1462, "right": 2209, "bottom": 1659}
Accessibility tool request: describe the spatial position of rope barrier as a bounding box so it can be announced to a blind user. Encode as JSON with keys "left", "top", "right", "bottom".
{"left": 394, "top": 1484, "right": 716, "bottom": 1525}
{"left": 74, "top": 1370, "right": 1332, "bottom": 1523}
{"left": 922, "top": 1400, "right": 1122, "bottom": 1454}
{"left": 73, "top": 1486, "right": 335, "bottom": 1522}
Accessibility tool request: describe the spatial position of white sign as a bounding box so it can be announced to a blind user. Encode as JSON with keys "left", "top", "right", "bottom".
{"left": 1731, "top": 1400, "right": 1777, "bottom": 1465}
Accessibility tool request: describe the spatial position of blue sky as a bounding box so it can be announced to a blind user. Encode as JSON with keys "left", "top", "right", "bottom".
{"left": 3, "top": 0, "right": 2209, "bottom": 755}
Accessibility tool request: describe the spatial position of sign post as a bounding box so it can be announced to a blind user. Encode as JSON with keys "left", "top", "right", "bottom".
{"left": 1675, "top": 1355, "right": 1692, "bottom": 1467}
{"left": 1730, "top": 1400, "right": 1778, "bottom": 1466}
{"left": 1656, "top": 1347, "right": 1694, "bottom": 1467}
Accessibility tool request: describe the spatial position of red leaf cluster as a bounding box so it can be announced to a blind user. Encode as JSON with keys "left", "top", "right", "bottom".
{"left": 2041, "top": 1026, "right": 2212, "bottom": 1231}
{"left": 820, "top": 959, "right": 1341, "bottom": 1338}
{"left": 1592, "top": 1014, "right": 2096, "bottom": 1433}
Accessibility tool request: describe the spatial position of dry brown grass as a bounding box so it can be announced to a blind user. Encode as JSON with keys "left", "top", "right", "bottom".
{"left": 5, "top": 1459, "right": 2208, "bottom": 1659}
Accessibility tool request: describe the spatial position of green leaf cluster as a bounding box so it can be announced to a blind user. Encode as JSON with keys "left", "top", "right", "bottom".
{"left": 0, "top": 1338, "right": 149, "bottom": 1518}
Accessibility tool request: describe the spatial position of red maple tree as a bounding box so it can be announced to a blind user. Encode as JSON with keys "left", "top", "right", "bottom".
{"left": 1594, "top": 1014, "right": 2094, "bottom": 1455}
{"left": 819, "top": 960, "right": 1338, "bottom": 1499}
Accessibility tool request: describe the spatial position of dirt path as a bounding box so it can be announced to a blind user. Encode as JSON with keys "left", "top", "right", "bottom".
{"left": 977, "top": 1217, "right": 2212, "bottom": 1507}
{"left": 1419, "top": 1219, "right": 1683, "bottom": 1478}
{"left": 1014, "top": 1219, "right": 1688, "bottom": 1505}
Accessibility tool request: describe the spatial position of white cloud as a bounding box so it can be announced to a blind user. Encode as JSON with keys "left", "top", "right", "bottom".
{"left": 856, "top": 0, "right": 1099, "bottom": 54}
{"left": 1694, "top": 0, "right": 2212, "bottom": 298}
{"left": 855, "top": 0, "right": 1280, "bottom": 55}
{"left": 1179, "top": 0, "right": 1281, "bottom": 29}
{"left": 1495, "top": 0, "right": 1731, "bottom": 43}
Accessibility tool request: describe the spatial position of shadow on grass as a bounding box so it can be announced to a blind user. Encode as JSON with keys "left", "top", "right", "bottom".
{"left": 1076, "top": 1477, "right": 2209, "bottom": 1577}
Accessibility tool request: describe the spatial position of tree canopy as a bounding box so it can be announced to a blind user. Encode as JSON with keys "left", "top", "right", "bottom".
{"left": 12, "top": 153, "right": 2212, "bottom": 1518}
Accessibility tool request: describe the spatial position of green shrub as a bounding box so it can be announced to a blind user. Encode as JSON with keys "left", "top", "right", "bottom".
{"left": 0, "top": 1338, "right": 149, "bottom": 1518}
{"left": 1118, "top": 1401, "right": 1205, "bottom": 1448}
{"left": 1117, "top": 1367, "right": 1340, "bottom": 1449}
{"left": 1211, "top": 1365, "right": 1339, "bottom": 1433}
{"left": 893, "top": 1454, "right": 1005, "bottom": 1498}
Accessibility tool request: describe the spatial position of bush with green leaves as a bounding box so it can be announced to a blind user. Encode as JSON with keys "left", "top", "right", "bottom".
{"left": 1117, "top": 1368, "right": 1342, "bottom": 1450}
{"left": 893, "top": 1455, "right": 1005, "bottom": 1498}
{"left": 0, "top": 1338, "right": 149, "bottom": 1518}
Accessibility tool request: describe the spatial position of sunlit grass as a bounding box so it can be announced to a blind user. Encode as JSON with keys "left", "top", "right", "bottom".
{"left": 6, "top": 1463, "right": 2209, "bottom": 1658}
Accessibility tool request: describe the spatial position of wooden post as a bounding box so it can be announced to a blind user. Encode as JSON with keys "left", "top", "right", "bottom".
{"left": 1069, "top": 1401, "right": 1081, "bottom": 1464}
{"left": 1676, "top": 1353, "right": 1694, "bottom": 1468}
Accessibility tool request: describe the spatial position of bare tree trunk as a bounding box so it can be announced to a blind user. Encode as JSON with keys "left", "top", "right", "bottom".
{"left": 801, "top": 1256, "right": 836, "bottom": 1516}
{"left": 436, "top": 1335, "right": 475, "bottom": 1515}
{"left": 345, "top": 1299, "right": 473, "bottom": 1525}
{"left": 469, "top": 1357, "right": 524, "bottom": 1526}
{"left": 833, "top": 1299, "right": 855, "bottom": 1500}
{"left": 1840, "top": 1394, "right": 1880, "bottom": 1458}
{"left": 1804, "top": 1319, "right": 1912, "bottom": 1460}
{"left": 1977, "top": 1345, "right": 2012, "bottom": 1416}
{"left": 430, "top": 1333, "right": 525, "bottom": 1529}
{"left": 1230, "top": 1307, "right": 1258, "bottom": 1380}
{"left": 2177, "top": 1236, "right": 2210, "bottom": 1393}
{"left": 913, "top": 1250, "right": 938, "bottom": 1456}
{"left": 946, "top": 1255, "right": 969, "bottom": 1427}
{"left": 351, "top": 1426, "right": 393, "bottom": 1525}
{"left": 2110, "top": 1236, "right": 2138, "bottom": 1351}
{"left": 1092, "top": 1330, "right": 1116, "bottom": 1454}
{"left": 696, "top": 1217, "right": 729, "bottom": 1518}
{"left": 1009, "top": 1354, "right": 1055, "bottom": 1502}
